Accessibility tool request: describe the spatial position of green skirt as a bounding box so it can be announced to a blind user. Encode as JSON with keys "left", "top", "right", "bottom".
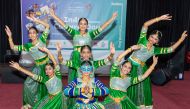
{"left": 127, "top": 63, "right": 153, "bottom": 106}
{"left": 23, "top": 64, "right": 48, "bottom": 106}
{"left": 67, "top": 50, "right": 80, "bottom": 109}
{"left": 73, "top": 101, "right": 105, "bottom": 109}
{"left": 33, "top": 92, "right": 67, "bottom": 109}
{"left": 103, "top": 89, "right": 138, "bottom": 109}
{"left": 68, "top": 50, "right": 80, "bottom": 83}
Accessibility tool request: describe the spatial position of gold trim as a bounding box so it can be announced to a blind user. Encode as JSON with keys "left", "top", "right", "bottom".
{"left": 77, "top": 97, "right": 94, "bottom": 104}
{"left": 35, "top": 56, "right": 49, "bottom": 66}
{"left": 131, "top": 56, "right": 145, "bottom": 66}
{"left": 109, "top": 95, "right": 126, "bottom": 104}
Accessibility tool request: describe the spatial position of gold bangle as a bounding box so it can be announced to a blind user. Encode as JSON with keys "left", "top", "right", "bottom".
{"left": 89, "top": 88, "right": 93, "bottom": 94}
{"left": 8, "top": 39, "right": 12, "bottom": 41}
{"left": 81, "top": 88, "right": 85, "bottom": 93}
{"left": 108, "top": 55, "right": 113, "bottom": 61}
{"left": 155, "top": 18, "right": 159, "bottom": 22}
{"left": 128, "top": 48, "right": 132, "bottom": 52}
{"left": 58, "top": 56, "right": 63, "bottom": 59}
{"left": 17, "top": 67, "right": 21, "bottom": 71}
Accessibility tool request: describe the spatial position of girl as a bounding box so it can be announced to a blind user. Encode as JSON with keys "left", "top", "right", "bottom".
{"left": 57, "top": 42, "right": 115, "bottom": 108}
{"left": 9, "top": 47, "right": 67, "bottom": 109}
{"left": 49, "top": 8, "right": 117, "bottom": 83}
{"left": 64, "top": 61, "right": 109, "bottom": 109}
{"left": 5, "top": 16, "right": 50, "bottom": 107}
{"left": 57, "top": 42, "right": 115, "bottom": 79}
{"left": 103, "top": 45, "right": 158, "bottom": 109}
{"left": 127, "top": 14, "right": 188, "bottom": 108}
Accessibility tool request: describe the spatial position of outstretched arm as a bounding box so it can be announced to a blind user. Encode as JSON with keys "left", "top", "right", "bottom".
{"left": 141, "top": 56, "right": 158, "bottom": 80}
{"left": 38, "top": 47, "right": 57, "bottom": 67}
{"left": 56, "top": 42, "right": 75, "bottom": 68}
{"left": 116, "top": 45, "right": 140, "bottom": 62}
{"left": 10, "top": 61, "right": 48, "bottom": 83}
{"left": 56, "top": 42, "right": 64, "bottom": 64}
{"left": 9, "top": 61, "right": 34, "bottom": 77}
{"left": 169, "top": 31, "right": 188, "bottom": 52}
{"left": 143, "top": 14, "right": 172, "bottom": 30}
{"left": 49, "top": 8, "right": 66, "bottom": 27}
{"left": 93, "top": 42, "right": 116, "bottom": 69}
{"left": 5, "top": 25, "right": 15, "bottom": 50}
{"left": 27, "top": 16, "right": 50, "bottom": 30}
{"left": 100, "top": 12, "right": 118, "bottom": 30}
{"left": 107, "top": 42, "right": 115, "bottom": 61}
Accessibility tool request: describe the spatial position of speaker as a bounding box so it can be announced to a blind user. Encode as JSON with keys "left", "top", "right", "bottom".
{"left": 151, "top": 68, "right": 171, "bottom": 85}
{"left": 167, "top": 44, "right": 185, "bottom": 80}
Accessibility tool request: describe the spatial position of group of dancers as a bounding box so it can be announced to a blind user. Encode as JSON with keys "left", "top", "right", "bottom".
{"left": 4, "top": 7, "right": 188, "bottom": 109}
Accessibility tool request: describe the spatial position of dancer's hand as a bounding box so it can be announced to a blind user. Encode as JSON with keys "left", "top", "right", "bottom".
{"left": 26, "top": 16, "right": 38, "bottom": 22}
{"left": 152, "top": 56, "right": 158, "bottom": 66}
{"left": 38, "top": 47, "right": 49, "bottom": 53}
{"left": 158, "top": 14, "right": 172, "bottom": 21}
{"left": 9, "top": 61, "right": 20, "bottom": 69}
{"left": 131, "top": 45, "right": 140, "bottom": 51}
{"left": 84, "top": 86, "right": 90, "bottom": 95}
{"left": 56, "top": 42, "right": 62, "bottom": 52}
{"left": 112, "top": 12, "right": 118, "bottom": 20}
{"left": 5, "top": 25, "right": 12, "bottom": 38}
{"left": 181, "top": 30, "right": 188, "bottom": 40}
{"left": 49, "top": 8, "right": 56, "bottom": 17}
{"left": 110, "top": 42, "right": 115, "bottom": 55}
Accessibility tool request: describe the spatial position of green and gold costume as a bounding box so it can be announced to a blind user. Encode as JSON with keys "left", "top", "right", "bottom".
{"left": 127, "top": 28, "right": 172, "bottom": 108}
{"left": 14, "top": 29, "right": 50, "bottom": 106}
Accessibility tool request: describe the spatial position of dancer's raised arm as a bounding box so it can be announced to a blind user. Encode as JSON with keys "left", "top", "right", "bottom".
{"left": 100, "top": 12, "right": 118, "bottom": 30}
{"left": 143, "top": 14, "right": 172, "bottom": 29}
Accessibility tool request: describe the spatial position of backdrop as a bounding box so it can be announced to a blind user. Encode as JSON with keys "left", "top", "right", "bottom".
{"left": 21, "top": 0, "right": 127, "bottom": 60}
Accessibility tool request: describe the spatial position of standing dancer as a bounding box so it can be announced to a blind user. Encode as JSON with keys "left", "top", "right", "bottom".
{"left": 64, "top": 61, "right": 109, "bottom": 109}
{"left": 5, "top": 16, "right": 50, "bottom": 108}
{"left": 103, "top": 45, "right": 158, "bottom": 109}
{"left": 127, "top": 14, "right": 188, "bottom": 108}
{"left": 9, "top": 47, "right": 67, "bottom": 109}
{"left": 49, "top": 8, "right": 117, "bottom": 83}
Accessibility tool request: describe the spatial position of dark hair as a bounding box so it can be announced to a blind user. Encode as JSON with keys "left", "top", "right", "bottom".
{"left": 26, "top": 9, "right": 34, "bottom": 15}
{"left": 28, "top": 26, "right": 39, "bottom": 34}
{"left": 149, "top": 30, "right": 162, "bottom": 41}
{"left": 78, "top": 18, "right": 88, "bottom": 25}
{"left": 81, "top": 60, "right": 92, "bottom": 66}
{"left": 45, "top": 63, "right": 55, "bottom": 69}
{"left": 80, "top": 45, "right": 92, "bottom": 53}
{"left": 121, "top": 60, "right": 131, "bottom": 67}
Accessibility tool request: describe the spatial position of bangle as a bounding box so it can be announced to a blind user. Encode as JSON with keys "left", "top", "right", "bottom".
{"left": 128, "top": 48, "right": 132, "bottom": 52}
{"left": 81, "top": 88, "right": 85, "bottom": 93}
{"left": 89, "top": 88, "right": 93, "bottom": 94}
{"left": 108, "top": 56, "right": 112, "bottom": 61}
{"left": 155, "top": 18, "right": 159, "bottom": 22}
{"left": 58, "top": 55, "right": 63, "bottom": 59}
{"left": 108, "top": 54, "right": 114, "bottom": 61}
{"left": 58, "top": 56, "right": 63, "bottom": 62}
{"left": 17, "top": 67, "right": 21, "bottom": 71}
{"left": 110, "top": 53, "right": 114, "bottom": 57}
{"left": 8, "top": 38, "right": 13, "bottom": 42}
